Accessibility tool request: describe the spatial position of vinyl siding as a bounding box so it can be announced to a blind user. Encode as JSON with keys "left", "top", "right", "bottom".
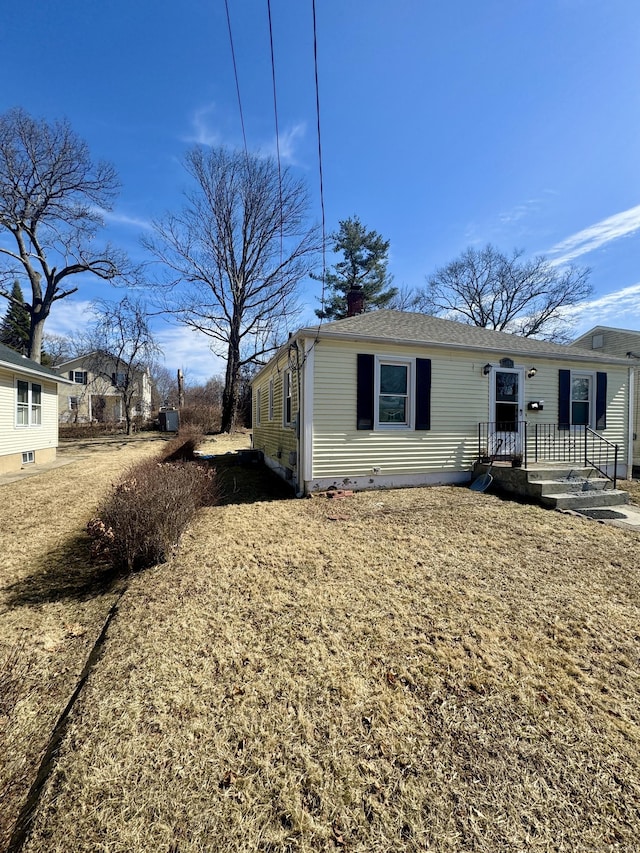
{"left": 252, "top": 353, "right": 299, "bottom": 477}
{"left": 0, "top": 368, "right": 59, "bottom": 457}
{"left": 571, "top": 328, "right": 639, "bottom": 464}
{"left": 311, "top": 340, "right": 628, "bottom": 479}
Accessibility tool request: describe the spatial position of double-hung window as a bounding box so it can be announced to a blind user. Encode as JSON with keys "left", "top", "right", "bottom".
{"left": 570, "top": 373, "right": 593, "bottom": 427}
{"left": 283, "top": 370, "right": 293, "bottom": 426}
{"left": 256, "top": 388, "right": 262, "bottom": 425}
{"left": 268, "top": 378, "right": 274, "bottom": 420}
{"left": 16, "top": 380, "right": 42, "bottom": 427}
{"left": 376, "top": 359, "right": 412, "bottom": 428}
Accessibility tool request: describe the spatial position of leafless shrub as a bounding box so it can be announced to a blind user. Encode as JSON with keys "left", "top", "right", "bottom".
{"left": 178, "top": 403, "right": 221, "bottom": 435}
{"left": 158, "top": 425, "right": 206, "bottom": 462}
{"left": 87, "top": 458, "right": 218, "bottom": 572}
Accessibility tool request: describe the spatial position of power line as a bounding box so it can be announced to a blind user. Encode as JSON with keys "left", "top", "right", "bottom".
{"left": 266, "top": 0, "right": 284, "bottom": 265}
{"left": 311, "top": 0, "right": 327, "bottom": 325}
{"left": 223, "top": 0, "right": 249, "bottom": 162}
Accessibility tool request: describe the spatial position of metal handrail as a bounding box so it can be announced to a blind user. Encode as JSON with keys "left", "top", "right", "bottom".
{"left": 585, "top": 427, "right": 619, "bottom": 489}
{"left": 477, "top": 422, "right": 620, "bottom": 487}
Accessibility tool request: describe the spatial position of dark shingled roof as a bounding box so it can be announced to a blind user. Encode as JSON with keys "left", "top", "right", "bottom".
{"left": 299, "top": 310, "right": 631, "bottom": 364}
{"left": 0, "top": 342, "right": 70, "bottom": 381}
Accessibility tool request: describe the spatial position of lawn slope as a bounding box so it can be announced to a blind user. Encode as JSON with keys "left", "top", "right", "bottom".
{"left": 18, "top": 485, "right": 640, "bottom": 853}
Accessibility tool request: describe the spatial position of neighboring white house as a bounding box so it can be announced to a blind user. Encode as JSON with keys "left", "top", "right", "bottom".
{"left": 571, "top": 325, "right": 640, "bottom": 470}
{"left": 0, "top": 342, "right": 71, "bottom": 474}
{"left": 251, "top": 310, "right": 633, "bottom": 495}
{"left": 56, "top": 352, "right": 152, "bottom": 424}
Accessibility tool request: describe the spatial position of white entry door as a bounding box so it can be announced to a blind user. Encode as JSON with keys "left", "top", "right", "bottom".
{"left": 490, "top": 367, "right": 524, "bottom": 456}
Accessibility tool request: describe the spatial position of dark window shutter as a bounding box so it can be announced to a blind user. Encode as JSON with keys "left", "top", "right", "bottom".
{"left": 415, "top": 358, "right": 432, "bottom": 430}
{"left": 558, "top": 369, "right": 570, "bottom": 430}
{"left": 596, "top": 372, "right": 607, "bottom": 430}
{"left": 356, "top": 354, "right": 374, "bottom": 430}
{"left": 82, "top": 371, "right": 88, "bottom": 385}
{"left": 69, "top": 370, "right": 73, "bottom": 380}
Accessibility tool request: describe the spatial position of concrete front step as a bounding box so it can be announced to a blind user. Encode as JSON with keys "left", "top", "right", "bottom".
{"left": 529, "top": 477, "right": 611, "bottom": 496}
{"left": 525, "top": 466, "right": 601, "bottom": 482}
{"left": 539, "top": 489, "right": 630, "bottom": 510}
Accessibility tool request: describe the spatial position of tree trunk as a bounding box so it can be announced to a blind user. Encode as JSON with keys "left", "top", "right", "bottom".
{"left": 28, "top": 304, "right": 47, "bottom": 363}
{"left": 221, "top": 326, "right": 241, "bottom": 433}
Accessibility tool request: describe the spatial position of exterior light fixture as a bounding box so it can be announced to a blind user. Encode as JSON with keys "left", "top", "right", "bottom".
{"left": 527, "top": 367, "right": 537, "bottom": 378}
{"left": 483, "top": 363, "right": 492, "bottom": 376}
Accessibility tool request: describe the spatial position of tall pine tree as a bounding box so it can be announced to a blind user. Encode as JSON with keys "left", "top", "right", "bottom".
{"left": 314, "top": 216, "right": 397, "bottom": 320}
{"left": 0, "top": 281, "right": 30, "bottom": 353}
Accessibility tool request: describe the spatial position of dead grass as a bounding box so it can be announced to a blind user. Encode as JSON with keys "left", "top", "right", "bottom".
{"left": 4, "top": 469, "right": 637, "bottom": 852}
{"left": 0, "top": 432, "right": 249, "bottom": 851}
{"left": 620, "top": 477, "right": 640, "bottom": 505}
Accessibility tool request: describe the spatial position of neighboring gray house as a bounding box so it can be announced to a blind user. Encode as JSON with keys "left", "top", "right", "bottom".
{"left": 251, "top": 311, "right": 633, "bottom": 495}
{"left": 571, "top": 325, "right": 640, "bottom": 469}
{"left": 0, "top": 342, "right": 71, "bottom": 474}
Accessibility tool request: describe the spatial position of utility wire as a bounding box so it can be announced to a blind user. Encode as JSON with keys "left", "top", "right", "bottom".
{"left": 311, "top": 0, "right": 327, "bottom": 328}
{"left": 224, "top": 0, "right": 250, "bottom": 163}
{"left": 266, "top": 0, "right": 284, "bottom": 266}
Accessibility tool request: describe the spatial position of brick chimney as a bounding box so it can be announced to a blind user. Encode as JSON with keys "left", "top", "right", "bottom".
{"left": 346, "top": 285, "right": 365, "bottom": 317}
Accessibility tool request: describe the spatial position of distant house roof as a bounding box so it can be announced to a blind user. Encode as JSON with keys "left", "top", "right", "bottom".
{"left": 297, "top": 311, "right": 632, "bottom": 363}
{"left": 0, "top": 342, "right": 72, "bottom": 383}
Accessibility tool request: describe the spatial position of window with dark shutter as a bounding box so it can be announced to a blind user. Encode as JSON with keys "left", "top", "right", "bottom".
{"left": 596, "top": 372, "right": 607, "bottom": 430}
{"left": 415, "top": 358, "right": 431, "bottom": 430}
{"left": 558, "top": 369, "right": 571, "bottom": 430}
{"left": 356, "top": 354, "right": 374, "bottom": 430}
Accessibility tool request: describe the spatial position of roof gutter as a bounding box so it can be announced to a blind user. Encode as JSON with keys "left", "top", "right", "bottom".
{"left": 0, "top": 359, "right": 73, "bottom": 384}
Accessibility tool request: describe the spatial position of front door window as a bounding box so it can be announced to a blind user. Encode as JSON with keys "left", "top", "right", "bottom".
{"left": 495, "top": 370, "right": 519, "bottom": 431}
{"left": 490, "top": 367, "right": 523, "bottom": 456}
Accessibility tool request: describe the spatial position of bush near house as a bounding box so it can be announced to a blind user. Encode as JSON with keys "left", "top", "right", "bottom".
{"left": 88, "top": 430, "right": 217, "bottom": 572}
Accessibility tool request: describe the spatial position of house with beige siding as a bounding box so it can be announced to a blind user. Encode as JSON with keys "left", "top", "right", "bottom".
{"left": 0, "top": 342, "right": 71, "bottom": 474}
{"left": 251, "top": 311, "right": 633, "bottom": 495}
{"left": 570, "top": 325, "right": 640, "bottom": 471}
{"left": 56, "top": 352, "right": 152, "bottom": 424}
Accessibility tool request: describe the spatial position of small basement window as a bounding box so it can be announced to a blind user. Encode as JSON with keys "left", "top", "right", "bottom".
{"left": 22, "top": 450, "right": 35, "bottom": 464}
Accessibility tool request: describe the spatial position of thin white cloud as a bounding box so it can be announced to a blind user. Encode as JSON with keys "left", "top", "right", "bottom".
{"left": 573, "top": 282, "right": 640, "bottom": 334}
{"left": 548, "top": 204, "right": 640, "bottom": 265}
{"left": 100, "top": 209, "right": 153, "bottom": 231}
{"left": 498, "top": 198, "right": 542, "bottom": 225}
{"left": 155, "top": 324, "right": 225, "bottom": 385}
{"left": 265, "top": 122, "right": 306, "bottom": 165}
{"left": 184, "top": 104, "right": 221, "bottom": 147}
{"left": 45, "top": 300, "right": 99, "bottom": 338}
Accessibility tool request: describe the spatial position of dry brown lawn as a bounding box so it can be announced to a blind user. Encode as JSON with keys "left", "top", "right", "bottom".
{"left": 2, "top": 441, "right": 640, "bottom": 852}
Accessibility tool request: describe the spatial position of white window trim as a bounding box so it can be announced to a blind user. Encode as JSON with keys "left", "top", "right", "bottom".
{"left": 256, "top": 388, "right": 262, "bottom": 426}
{"left": 268, "top": 378, "right": 274, "bottom": 421}
{"left": 16, "top": 379, "right": 42, "bottom": 428}
{"left": 283, "top": 370, "right": 293, "bottom": 427}
{"left": 374, "top": 356, "right": 414, "bottom": 430}
{"left": 570, "top": 370, "right": 596, "bottom": 428}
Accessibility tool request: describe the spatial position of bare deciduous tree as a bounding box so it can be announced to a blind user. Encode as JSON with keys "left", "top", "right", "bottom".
{"left": 144, "top": 146, "right": 318, "bottom": 432}
{"left": 85, "top": 297, "right": 161, "bottom": 435}
{"left": 0, "top": 107, "right": 129, "bottom": 361}
{"left": 414, "top": 244, "right": 592, "bottom": 342}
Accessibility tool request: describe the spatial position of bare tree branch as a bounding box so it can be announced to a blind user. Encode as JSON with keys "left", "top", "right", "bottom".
{"left": 414, "top": 244, "right": 592, "bottom": 342}
{"left": 0, "top": 107, "right": 131, "bottom": 361}
{"left": 144, "top": 146, "right": 318, "bottom": 431}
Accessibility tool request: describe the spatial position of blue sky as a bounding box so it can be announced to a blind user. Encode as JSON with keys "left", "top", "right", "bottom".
{"left": 2, "top": 0, "right": 640, "bottom": 383}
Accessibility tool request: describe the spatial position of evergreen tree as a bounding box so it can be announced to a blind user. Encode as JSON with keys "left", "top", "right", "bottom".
{"left": 0, "top": 281, "right": 30, "bottom": 353}
{"left": 314, "top": 216, "right": 396, "bottom": 320}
